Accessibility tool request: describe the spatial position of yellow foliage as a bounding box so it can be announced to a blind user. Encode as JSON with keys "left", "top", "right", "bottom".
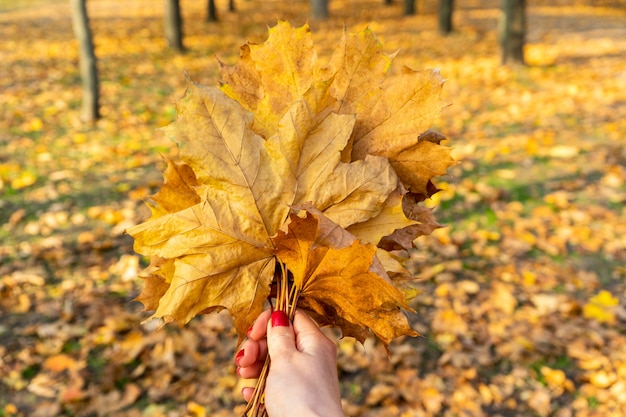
{"left": 10, "top": 171, "right": 37, "bottom": 190}
{"left": 186, "top": 401, "right": 206, "bottom": 417}
{"left": 590, "top": 290, "right": 620, "bottom": 307}
{"left": 127, "top": 22, "right": 454, "bottom": 344}
{"left": 583, "top": 290, "right": 620, "bottom": 324}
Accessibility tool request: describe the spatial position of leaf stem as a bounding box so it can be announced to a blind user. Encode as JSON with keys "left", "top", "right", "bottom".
{"left": 242, "top": 260, "right": 298, "bottom": 417}
{"left": 242, "top": 354, "right": 270, "bottom": 417}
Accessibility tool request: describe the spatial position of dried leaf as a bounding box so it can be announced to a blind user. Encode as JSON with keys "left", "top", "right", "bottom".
{"left": 274, "top": 210, "right": 418, "bottom": 345}
{"left": 346, "top": 189, "right": 417, "bottom": 245}
{"left": 134, "top": 259, "right": 171, "bottom": 312}
{"left": 148, "top": 158, "right": 200, "bottom": 218}
{"left": 350, "top": 67, "right": 445, "bottom": 158}
{"left": 42, "top": 354, "right": 79, "bottom": 373}
{"left": 379, "top": 192, "right": 444, "bottom": 251}
{"left": 323, "top": 27, "right": 393, "bottom": 122}
{"left": 389, "top": 139, "right": 457, "bottom": 194}
{"left": 220, "top": 22, "right": 316, "bottom": 138}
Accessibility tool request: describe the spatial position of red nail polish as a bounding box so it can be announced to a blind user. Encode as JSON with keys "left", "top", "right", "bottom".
{"left": 271, "top": 310, "right": 289, "bottom": 327}
{"left": 235, "top": 349, "right": 244, "bottom": 366}
{"left": 246, "top": 325, "right": 253, "bottom": 336}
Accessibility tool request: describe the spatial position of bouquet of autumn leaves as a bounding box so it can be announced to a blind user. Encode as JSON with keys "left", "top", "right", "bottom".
{"left": 126, "top": 21, "right": 455, "bottom": 416}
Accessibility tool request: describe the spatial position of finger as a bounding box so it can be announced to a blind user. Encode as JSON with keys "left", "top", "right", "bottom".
{"left": 242, "top": 338, "right": 267, "bottom": 364}
{"left": 266, "top": 310, "right": 296, "bottom": 358}
{"left": 237, "top": 359, "right": 266, "bottom": 379}
{"left": 242, "top": 386, "right": 255, "bottom": 403}
{"left": 292, "top": 309, "right": 323, "bottom": 338}
{"left": 292, "top": 310, "right": 334, "bottom": 354}
{"left": 248, "top": 308, "right": 272, "bottom": 341}
{"left": 236, "top": 338, "right": 260, "bottom": 368}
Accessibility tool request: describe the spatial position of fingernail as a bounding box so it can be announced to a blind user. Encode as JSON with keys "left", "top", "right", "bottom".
{"left": 235, "top": 349, "right": 244, "bottom": 366}
{"left": 271, "top": 310, "right": 289, "bottom": 327}
{"left": 246, "top": 325, "right": 253, "bottom": 336}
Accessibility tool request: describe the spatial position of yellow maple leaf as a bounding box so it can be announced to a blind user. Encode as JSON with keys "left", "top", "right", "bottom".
{"left": 347, "top": 189, "right": 416, "bottom": 245}
{"left": 349, "top": 67, "right": 444, "bottom": 157}
{"left": 389, "top": 138, "right": 457, "bottom": 194}
{"left": 147, "top": 158, "right": 200, "bottom": 218}
{"left": 322, "top": 26, "right": 393, "bottom": 125}
{"left": 220, "top": 21, "right": 317, "bottom": 138}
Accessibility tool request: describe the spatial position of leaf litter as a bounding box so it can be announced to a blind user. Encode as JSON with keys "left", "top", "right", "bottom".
{"left": 1, "top": 0, "right": 626, "bottom": 416}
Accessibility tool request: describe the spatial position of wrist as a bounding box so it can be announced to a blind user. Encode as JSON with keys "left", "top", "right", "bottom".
{"left": 305, "top": 404, "right": 344, "bottom": 417}
{"left": 308, "top": 411, "right": 344, "bottom": 417}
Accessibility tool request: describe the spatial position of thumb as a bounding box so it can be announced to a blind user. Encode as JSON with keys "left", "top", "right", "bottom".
{"left": 266, "top": 310, "right": 296, "bottom": 359}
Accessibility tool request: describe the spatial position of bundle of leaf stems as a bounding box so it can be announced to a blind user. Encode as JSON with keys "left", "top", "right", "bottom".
{"left": 244, "top": 261, "right": 298, "bottom": 417}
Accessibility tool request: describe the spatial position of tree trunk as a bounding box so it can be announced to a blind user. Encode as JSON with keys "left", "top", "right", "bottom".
{"left": 384, "top": 0, "right": 392, "bottom": 5}
{"left": 229, "top": 0, "right": 235, "bottom": 12}
{"left": 207, "top": 0, "right": 218, "bottom": 21}
{"left": 165, "top": 0, "right": 184, "bottom": 52}
{"left": 70, "top": 0, "right": 99, "bottom": 123}
{"left": 311, "top": 0, "right": 328, "bottom": 19}
{"left": 404, "top": 0, "right": 415, "bottom": 15}
{"left": 499, "top": 0, "right": 526, "bottom": 65}
{"left": 438, "top": 0, "right": 453, "bottom": 35}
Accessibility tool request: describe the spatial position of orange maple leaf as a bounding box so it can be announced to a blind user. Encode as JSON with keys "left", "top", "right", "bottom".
{"left": 274, "top": 209, "right": 418, "bottom": 345}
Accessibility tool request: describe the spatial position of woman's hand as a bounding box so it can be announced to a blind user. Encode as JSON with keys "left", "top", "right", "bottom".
{"left": 235, "top": 309, "right": 344, "bottom": 417}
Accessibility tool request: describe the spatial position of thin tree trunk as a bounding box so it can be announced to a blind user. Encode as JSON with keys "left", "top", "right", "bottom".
{"left": 229, "top": 0, "right": 235, "bottom": 12}
{"left": 311, "top": 0, "right": 328, "bottom": 19}
{"left": 207, "top": 0, "right": 218, "bottom": 21}
{"left": 165, "top": 0, "right": 184, "bottom": 52}
{"left": 438, "top": 0, "right": 453, "bottom": 35}
{"left": 499, "top": 0, "right": 526, "bottom": 65}
{"left": 404, "top": 0, "right": 415, "bottom": 15}
{"left": 70, "top": 0, "right": 99, "bottom": 123}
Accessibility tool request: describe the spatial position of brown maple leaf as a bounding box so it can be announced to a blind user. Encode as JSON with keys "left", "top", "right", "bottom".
{"left": 274, "top": 209, "right": 418, "bottom": 345}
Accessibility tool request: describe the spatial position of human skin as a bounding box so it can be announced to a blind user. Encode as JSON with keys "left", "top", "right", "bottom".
{"left": 235, "top": 309, "right": 344, "bottom": 417}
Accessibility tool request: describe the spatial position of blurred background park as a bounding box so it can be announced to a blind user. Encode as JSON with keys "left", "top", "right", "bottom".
{"left": 1, "top": 0, "right": 625, "bottom": 416}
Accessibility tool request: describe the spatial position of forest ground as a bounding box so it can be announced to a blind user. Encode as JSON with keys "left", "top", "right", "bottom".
{"left": 1, "top": 0, "right": 626, "bottom": 416}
